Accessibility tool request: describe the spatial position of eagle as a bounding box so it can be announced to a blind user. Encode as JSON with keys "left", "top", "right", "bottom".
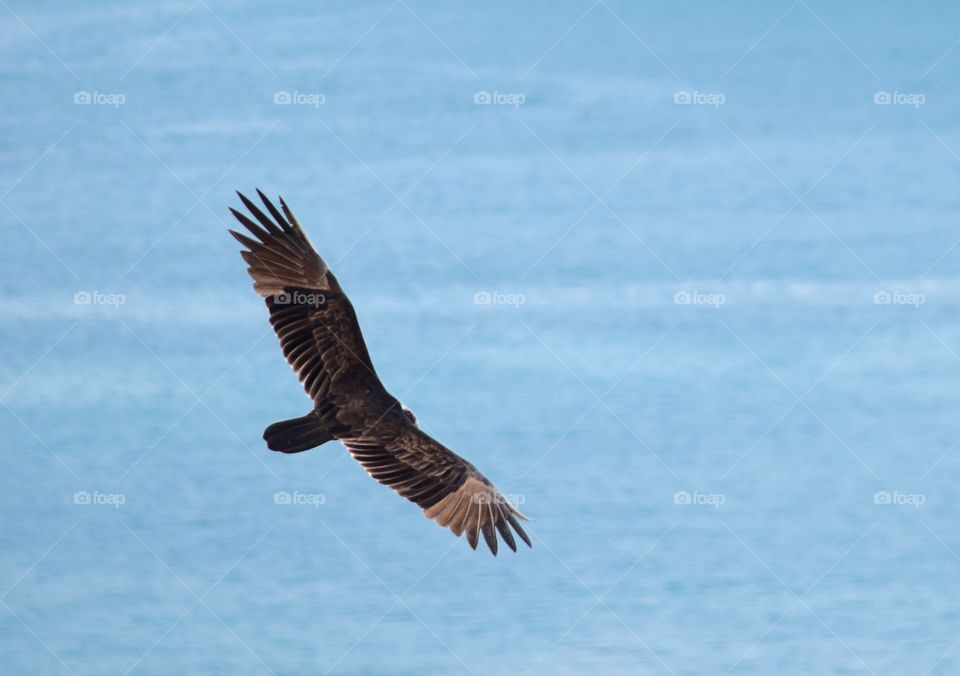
{"left": 229, "top": 190, "right": 531, "bottom": 555}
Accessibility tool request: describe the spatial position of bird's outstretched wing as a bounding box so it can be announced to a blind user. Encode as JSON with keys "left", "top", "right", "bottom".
{"left": 229, "top": 190, "right": 392, "bottom": 413}
{"left": 229, "top": 190, "right": 531, "bottom": 554}
{"left": 345, "top": 425, "right": 531, "bottom": 555}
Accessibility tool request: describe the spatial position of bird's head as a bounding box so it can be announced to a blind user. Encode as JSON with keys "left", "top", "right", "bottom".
{"left": 401, "top": 404, "right": 419, "bottom": 428}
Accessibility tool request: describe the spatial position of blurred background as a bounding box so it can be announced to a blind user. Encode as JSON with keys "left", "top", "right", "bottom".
{"left": 2, "top": 1, "right": 960, "bottom": 673}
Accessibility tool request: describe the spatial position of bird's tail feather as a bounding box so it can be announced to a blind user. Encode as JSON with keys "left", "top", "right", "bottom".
{"left": 263, "top": 411, "right": 345, "bottom": 453}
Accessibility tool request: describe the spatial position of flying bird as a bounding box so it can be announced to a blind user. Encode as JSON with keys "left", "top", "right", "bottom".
{"left": 229, "top": 190, "right": 531, "bottom": 555}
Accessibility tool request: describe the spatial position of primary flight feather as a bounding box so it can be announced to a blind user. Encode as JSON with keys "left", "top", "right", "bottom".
{"left": 229, "top": 190, "right": 531, "bottom": 555}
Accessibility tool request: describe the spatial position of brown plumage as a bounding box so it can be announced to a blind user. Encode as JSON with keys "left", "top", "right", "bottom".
{"left": 229, "top": 190, "right": 531, "bottom": 555}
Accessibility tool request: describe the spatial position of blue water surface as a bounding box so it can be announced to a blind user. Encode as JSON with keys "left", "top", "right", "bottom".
{"left": 2, "top": 1, "right": 960, "bottom": 673}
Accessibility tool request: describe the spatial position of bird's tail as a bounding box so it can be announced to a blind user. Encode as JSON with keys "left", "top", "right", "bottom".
{"left": 263, "top": 410, "right": 347, "bottom": 453}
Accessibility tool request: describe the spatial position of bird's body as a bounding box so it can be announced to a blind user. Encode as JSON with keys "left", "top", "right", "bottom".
{"left": 229, "top": 190, "right": 530, "bottom": 555}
